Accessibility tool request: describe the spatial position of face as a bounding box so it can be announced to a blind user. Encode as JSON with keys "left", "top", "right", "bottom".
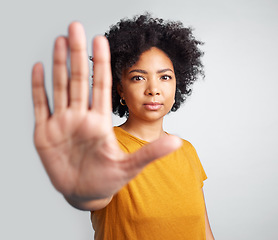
{"left": 118, "top": 47, "right": 176, "bottom": 123}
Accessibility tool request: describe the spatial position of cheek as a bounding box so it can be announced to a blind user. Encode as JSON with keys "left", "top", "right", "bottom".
{"left": 124, "top": 90, "right": 137, "bottom": 101}
{"left": 172, "top": 84, "right": 176, "bottom": 97}
{"left": 165, "top": 83, "right": 176, "bottom": 100}
{"left": 124, "top": 91, "right": 141, "bottom": 109}
{"left": 172, "top": 80, "right": 177, "bottom": 100}
{"left": 123, "top": 84, "right": 144, "bottom": 100}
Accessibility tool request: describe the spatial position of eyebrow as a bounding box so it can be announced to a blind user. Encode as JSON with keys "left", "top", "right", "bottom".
{"left": 157, "top": 68, "right": 174, "bottom": 74}
{"left": 128, "top": 68, "right": 174, "bottom": 75}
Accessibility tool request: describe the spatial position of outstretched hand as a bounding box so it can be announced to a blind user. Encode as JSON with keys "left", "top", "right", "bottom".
{"left": 32, "top": 22, "right": 181, "bottom": 209}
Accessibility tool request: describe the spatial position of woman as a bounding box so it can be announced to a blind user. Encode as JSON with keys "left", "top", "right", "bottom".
{"left": 32, "top": 14, "right": 214, "bottom": 239}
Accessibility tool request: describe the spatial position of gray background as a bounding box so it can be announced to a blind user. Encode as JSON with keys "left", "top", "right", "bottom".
{"left": 1, "top": 0, "right": 277, "bottom": 239}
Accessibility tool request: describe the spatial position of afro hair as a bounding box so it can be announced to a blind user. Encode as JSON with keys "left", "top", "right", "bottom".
{"left": 103, "top": 13, "right": 204, "bottom": 117}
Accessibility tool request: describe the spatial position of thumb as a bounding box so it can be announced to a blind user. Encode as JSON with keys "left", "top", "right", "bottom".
{"left": 125, "top": 135, "right": 182, "bottom": 173}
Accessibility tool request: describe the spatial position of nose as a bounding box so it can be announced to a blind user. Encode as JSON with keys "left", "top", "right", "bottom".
{"left": 145, "top": 79, "right": 161, "bottom": 96}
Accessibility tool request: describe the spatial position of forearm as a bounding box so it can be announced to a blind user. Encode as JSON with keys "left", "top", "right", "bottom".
{"left": 64, "top": 195, "right": 113, "bottom": 211}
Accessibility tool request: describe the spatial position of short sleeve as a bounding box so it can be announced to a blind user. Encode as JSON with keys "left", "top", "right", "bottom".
{"left": 184, "top": 140, "right": 207, "bottom": 188}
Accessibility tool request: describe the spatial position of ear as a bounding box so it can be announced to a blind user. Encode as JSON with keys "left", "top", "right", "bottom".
{"left": 117, "top": 83, "right": 123, "bottom": 98}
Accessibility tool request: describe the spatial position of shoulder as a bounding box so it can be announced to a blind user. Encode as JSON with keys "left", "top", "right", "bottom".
{"left": 180, "top": 138, "right": 193, "bottom": 148}
{"left": 171, "top": 137, "right": 202, "bottom": 164}
{"left": 177, "top": 137, "right": 207, "bottom": 181}
{"left": 177, "top": 138, "right": 197, "bottom": 154}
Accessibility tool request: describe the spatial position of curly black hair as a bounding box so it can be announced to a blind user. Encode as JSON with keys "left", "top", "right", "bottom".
{"left": 104, "top": 13, "right": 204, "bottom": 118}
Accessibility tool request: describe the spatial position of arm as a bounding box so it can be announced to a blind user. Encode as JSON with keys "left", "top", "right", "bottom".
{"left": 31, "top": 22, "right": 182, "bottom": 211}
{"left": 203, "top": 190, "right": 214, "bottom": 240}
{"left": 64, "top": 195, "right": 113, "bottom": 211}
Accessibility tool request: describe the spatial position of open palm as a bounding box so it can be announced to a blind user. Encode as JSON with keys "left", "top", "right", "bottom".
{"left": 32, "top": 22, "right": 181, "bottom": 209}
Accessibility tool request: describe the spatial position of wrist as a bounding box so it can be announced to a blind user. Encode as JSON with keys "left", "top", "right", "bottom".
{"left": 64, "top": 195, "right": 113, "bottom": 211}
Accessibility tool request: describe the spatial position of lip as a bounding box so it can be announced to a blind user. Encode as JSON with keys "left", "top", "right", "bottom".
{"left": 143, "top": 102, "right": 163, "bottom": 111}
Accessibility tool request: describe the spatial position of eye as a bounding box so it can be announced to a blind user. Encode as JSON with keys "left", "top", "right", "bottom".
{"left": 160, "top": 75, "right": 172, "bottom": 80}
{"left": 131, "top": 76, "right": 145, "bottom": 81}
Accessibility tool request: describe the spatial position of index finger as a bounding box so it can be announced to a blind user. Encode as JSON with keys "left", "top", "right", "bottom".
{"left": 91, "top": 36, "right": 112, "bottom": 115}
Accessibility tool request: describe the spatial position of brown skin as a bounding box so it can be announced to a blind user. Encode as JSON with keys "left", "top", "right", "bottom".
{"left": 32, "top": 22, "right": 181, "bottom": 210}
{"left": 118, "top": 47, "right": 176, "bottom": 142}
{"left": 119, "top": 48, "right": 214, "bottom": 239}
{"left": 31, "top": 22, "right": 214, "bottom": 238}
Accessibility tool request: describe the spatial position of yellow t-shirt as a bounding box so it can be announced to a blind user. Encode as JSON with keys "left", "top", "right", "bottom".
{"left": 91, "top": 127, "right": 207, "bottom": 240}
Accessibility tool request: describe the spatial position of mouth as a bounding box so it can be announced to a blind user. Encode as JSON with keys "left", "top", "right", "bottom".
{"left": 143, "top": 102, "right": 163, "bottom": 111}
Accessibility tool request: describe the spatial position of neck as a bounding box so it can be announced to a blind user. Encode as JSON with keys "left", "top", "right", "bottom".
{"left": 119, "top": 116, "right": 166, "bottom": 142}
